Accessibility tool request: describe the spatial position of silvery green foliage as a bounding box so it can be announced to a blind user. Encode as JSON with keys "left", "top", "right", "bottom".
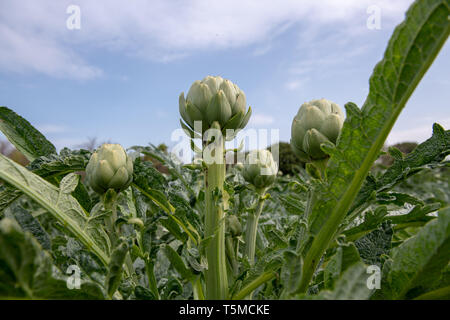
{"left": 0, "top": 0, "right": 449, "bottom": 301}
{"left": 0, "top": 152, "right": 110, "bottom": 265}
{"left": 242, "top": 150, "right": 278, "bottom": 190}
{"left": 290, "top": 99, "right": 344, "bottom": 162}
{"left": 85, "top": 144, "right": 133, "bottom": 194}
{"left": 179, "top": 76, "right": 252, "bottom": 136}
{"left": 0, "top": 218, "right": 105, "bottom": 299}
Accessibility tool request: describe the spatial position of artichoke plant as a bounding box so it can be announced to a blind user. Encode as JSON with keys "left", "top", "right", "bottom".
{"left": 179, "top": 75, "right": 252, "bottom": 139}
{"left": 242, "top": 150, "right": 277, "bottom": 266}
{"left": 178, "top": 76, "right": 252, "bottom": 299}
{"left": 226, "top": 215, "right": 242, "bottom": 238}
{"left": 85, "top": 143, "right": 133, "bottom": 194}
{"left": 290, "top": 98, "right": 344, "bottom": 162}
{"left": 243, "top": 150, "right": 278, "bottom": 190}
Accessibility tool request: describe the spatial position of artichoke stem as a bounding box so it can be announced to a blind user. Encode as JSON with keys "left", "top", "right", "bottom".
{"left": 204, "top": 141, "right": 228, "bottom": 300}
{"left": 244, "top": 189, "right": 267, "bottom": 265}
{"left": 103, "top": 190, "right": 118, "bottom": 247}
{"left": 310, "top": 158, "right": 329, "bottom": 181}
{"left": 192, "top": 276, "right": 205, "bottom": 300}
{"left": 296, "top": 187, "right": 317, "bottom": 254}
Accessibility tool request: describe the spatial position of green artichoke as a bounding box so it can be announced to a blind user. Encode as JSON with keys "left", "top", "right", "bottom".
{"left": 179, "top": 76, "right": 252, "bottom": 138}
{"left": 242, "top": 150, "right": 278, "bottom": 190}
{"left": 85, "top": 143, "right": 133, "bottom": 194}
{"left": 290, "top": 98, "right": 344, "bottom": 162}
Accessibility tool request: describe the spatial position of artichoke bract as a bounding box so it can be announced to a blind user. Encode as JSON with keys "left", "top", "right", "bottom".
{"left": 243, "top": 150, "right": 278, "bottom": 190}
{"left": 179, "top": 76, "right": 252, "bottom": 138}
{"left": 85, "top": 144, "right": 133, "bottom": 194}
{"left": 290, "top": 98, "right": 344, "bottom": 162}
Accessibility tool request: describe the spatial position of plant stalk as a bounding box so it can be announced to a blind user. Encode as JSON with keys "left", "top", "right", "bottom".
{"left": 245, "top": 189, "right": 267, "bottom": 265}
{"left": 103, "top": 191, "right": 118, "bottom": 247}
{"left": 296, "top": 187, "right": 316, "bottom": 254}
{"left": 204, "top": 139, "right": 228, "bottom": 300}
{"left": 192, "top": 276, "right": 205, "bottom": 300}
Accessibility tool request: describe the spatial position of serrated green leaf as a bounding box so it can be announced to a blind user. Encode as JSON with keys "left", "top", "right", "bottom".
{"left": 0, "top": 148, "right": 92, "bottom": 213}
{"left": 375, "top": 207, "right": 450, "bottom": 299}
{"left": 8, "top": 202, "right": 51, "bottom": 250}
{"left": 323, "top": 243, "right": 362, "bottom": 290}
{"left": 0, "top": 106, "right": 56, "bottom": 161}
{"left": 353, "top": 124, "right": 450, "bottom": 211}
{"left": 28, "top": 148, "right": 91, "bottom": 178}
{"left": 105, "top": 241, "right": 129, "bottom": 298}
{"left": 59, "top": 173, "right": 79, "bottom": 194}
{"left": 303, "top": 263, "right": 372, "bottom": 300}
{"left": 134, "top": 285, "right": 156, "bottom": 300}
{"left": 280, "top": 250, "right": 302, "bottom": 296}
{"left": 298, "top": 0, "right": 450, "bottom": 293}
{"left": 0, "top": 218, "right": 105, "bottom": 299}
{"left": 162, "top": 244, "right": 193, "bottom": 281}
{"left": 159, "top": 216, "right": 187, "bottom": 242}
{"left": 0, "top": 185, "right": 22, "bottom": 215}
{"left": 355, "top": 221, "right": 393, "bottom": 266}
{"left": 0, "top": 153, "right": 110, "bottom": 266}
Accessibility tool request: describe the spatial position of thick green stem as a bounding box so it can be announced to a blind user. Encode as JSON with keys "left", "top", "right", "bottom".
{"left": 192, "top": 276, "right": 205, "bottom": 300}
{"left": 311, "top": 158, "right": 329, "bottom": 181}
{"left": 103, "top": 191, "right": 118, "bottom": 247}
{"left": 204, "top": 140, "right": 228, "bottom": 300}
{"left": 245, "top": 190, "right": 267, "bottom": 265}
{"left": 103, "top": 191, "right": 136, "bottom": 285}
{"left": 296, "top": 187, "right": 316, "bottom": 254}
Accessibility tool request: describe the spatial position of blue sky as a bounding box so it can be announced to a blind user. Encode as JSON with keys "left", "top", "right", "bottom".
{"left": 0, "top": 0, "right": 449, "bottom": 155}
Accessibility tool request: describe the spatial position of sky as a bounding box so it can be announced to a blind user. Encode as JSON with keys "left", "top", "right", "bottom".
{"left": 0, "top": 0, "right": 449, "bottom": 158}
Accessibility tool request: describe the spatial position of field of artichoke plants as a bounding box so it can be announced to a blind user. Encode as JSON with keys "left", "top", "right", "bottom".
{"left": 0, "top": 0, "right": 449, "bottom": 301}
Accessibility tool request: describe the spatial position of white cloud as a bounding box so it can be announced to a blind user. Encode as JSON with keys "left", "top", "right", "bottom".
{"left": 387, "top": 118, "right": 450, "bottom": 145}
{"left": 249, "top": 114, "right": 275, "bottom": 126}
{"left": 253, "top": 44, "right": 272, "bottom": 56}
{"left": 0, "top": 0, "right": 413, "bottom": 78}
{"left": 285, "top": 79, "right": 308, "bottom": 90}
{"left": 0, "top": 24, "right": 102, "bottom": 79}
{"left": 36, "top": 124, "right": 68, "bottom": 134}
{"left": 51, "top": 137, "right": 88, "bottom": 150}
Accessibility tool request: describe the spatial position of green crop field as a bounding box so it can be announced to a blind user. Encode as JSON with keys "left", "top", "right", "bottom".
{"left": 0, "top": 0, "right": 449, "bottom": 301}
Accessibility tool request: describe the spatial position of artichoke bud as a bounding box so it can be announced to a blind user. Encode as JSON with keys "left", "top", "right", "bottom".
{"left": 85, "top": 143, "right": 133, "bottom": 194}
{"left": 242, "top": 150, "right": 278, "bottom": 190}
{"left": 179, "top": 76, "right": 251, "bottom": 137}
{"left": 290, "top": 98, "right": 344, "bottom": 162}
{"left": 226, "top": 215, "right": 242, "bottom": 237}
